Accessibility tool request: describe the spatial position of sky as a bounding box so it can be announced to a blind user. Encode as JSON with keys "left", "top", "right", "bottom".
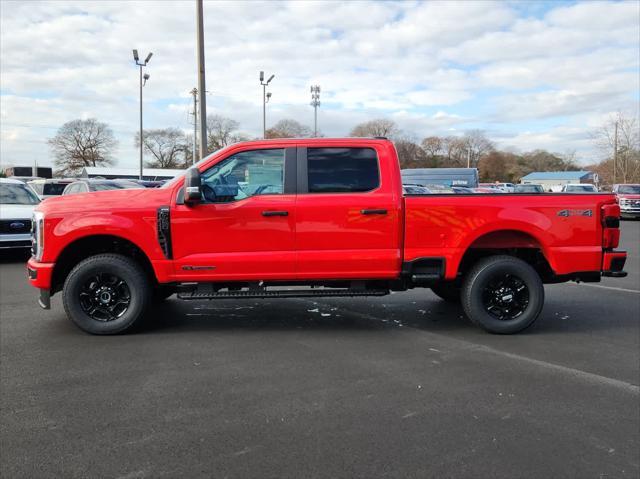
{"left": 1, "top": 0, "right": 639, "bottom": 170}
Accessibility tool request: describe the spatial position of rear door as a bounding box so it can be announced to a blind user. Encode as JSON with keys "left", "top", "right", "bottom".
{"left": 295, "top": 145, "right": 402, "bottom": 279}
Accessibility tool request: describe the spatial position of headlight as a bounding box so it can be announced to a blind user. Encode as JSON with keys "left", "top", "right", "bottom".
{"left": 31, "top": 211, "right": 44, "bottom": 261}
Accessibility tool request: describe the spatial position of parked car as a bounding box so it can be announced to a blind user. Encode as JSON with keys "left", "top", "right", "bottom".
{"left": 9, "top": 176, "right": 43, "bottom": 183}
{"left": 62, "top": 179, "right": 145, "bottom": 195}
{"left": 0, "top": 178, "right": 40, "bottom": 250}
{"left": 130, "top": 179, "right": 167, "bottom": 188}
{"left": 561, "top": 184, "right": 598, "bottom": 193}
{"left": 403, "top": 184, "right": 432, "bottom": 195}
{"left": 491, "top": 182, "right": 515, "bottom": 192}
{"left": 27, "top": 138, "right": 626, "bottom": 335}
{"left": 515, "top": 184, "right": 544, "bottom": 193}
{"left": 401, "top": 168, "right": 479, "bottom": 188}
{"left": 473, "top": 187, "right": 505, "bottom": 193}
{"left": 612, "top": 184, "right": 640, "bottom": 219}
{"left": 28, "top": 179, "right": 76, "bottom": 199}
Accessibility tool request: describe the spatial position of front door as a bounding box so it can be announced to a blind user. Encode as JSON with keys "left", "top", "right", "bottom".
{"left": 171, "top": 147, "right": 297, "bottom": 282}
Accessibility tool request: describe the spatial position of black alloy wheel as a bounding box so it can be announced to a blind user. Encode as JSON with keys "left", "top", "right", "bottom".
{"left": 79, "top": 272, "right": 131, "bottom": 322}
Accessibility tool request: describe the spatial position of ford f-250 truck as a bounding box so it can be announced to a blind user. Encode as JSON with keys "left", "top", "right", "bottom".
{"left": 27, "top": 138, "right": 627, "bottom": 335}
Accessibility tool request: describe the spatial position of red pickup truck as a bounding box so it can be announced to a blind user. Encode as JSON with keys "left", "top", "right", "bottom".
{"left": 27, "top": 138, "right": 627, "bottom": 335}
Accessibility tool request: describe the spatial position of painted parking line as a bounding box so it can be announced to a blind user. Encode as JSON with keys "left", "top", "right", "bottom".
{"left": 569, "top": 282, "right": 640, "bottom": 294}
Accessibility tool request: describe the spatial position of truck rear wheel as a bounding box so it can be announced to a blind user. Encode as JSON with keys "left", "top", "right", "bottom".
{"left": 62, "top": 254, "right": 151, "bottom": 335}
{"left": 461, "top": 255, "right": 544, "bottom": 334}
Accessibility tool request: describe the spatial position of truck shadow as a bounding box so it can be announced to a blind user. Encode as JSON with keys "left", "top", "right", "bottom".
{"left": 137, "top": 293, "right": 627, "bottom": 336}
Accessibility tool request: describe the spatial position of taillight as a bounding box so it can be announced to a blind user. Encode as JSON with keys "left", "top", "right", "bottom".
{"left": 601, "top": 204, "right": 620, "bottom": 249}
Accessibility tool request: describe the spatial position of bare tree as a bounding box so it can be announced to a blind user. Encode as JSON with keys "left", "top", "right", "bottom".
{"left": 462, "top": 130, "right": 495, "bottom": 167}
{"left": 421, "top": 136, "right": 443, "bottom": 158}
{"left": 48, "top": 118, "right": 117, "bottom": 176}
{"left": 265, "top": 119, "right": 312, "bottom": 139}
{"left": 592, "top": 111, "right": 640, "bottom": 184}
{"left": 350, "top": 118, "right": 399, "bottom": 138}
{"left": 206, "top": 115, "right": 249, "bottom": 151}
{"left": 135, "top": 128, "right": 187, "bottom": 169}
{"left": 394, "top": 135, "right": 428, "bottom": 169}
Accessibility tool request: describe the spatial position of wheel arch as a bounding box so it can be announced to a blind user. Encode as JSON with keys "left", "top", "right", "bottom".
{"left": 455, "top": 229, "right": 555, "bottom": 281}
{"left": 51, "top": 234, "right": 156, "bottom": 294}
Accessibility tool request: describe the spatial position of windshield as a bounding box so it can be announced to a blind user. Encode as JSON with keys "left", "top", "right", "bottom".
{"left": 43, "top": 183, "right": 69, "bottom": 195}
{"left": 0, "top": 183, "right": 40, "bottom": 205}
{"left": 618, "top": 185, "right": 640, "bottom": 194}
{"left": 90, "top": 182, "right": 144, "bottom": 191}
{"left": 515, "top": 185, "right": 543, "bottom": 193}
{"left": 566, "top": 185, "right": 596, "bottom": 192}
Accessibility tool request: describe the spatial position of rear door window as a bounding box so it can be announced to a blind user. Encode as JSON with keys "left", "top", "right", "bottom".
{"left": 307, "top": 148, "right": 379, "bottom": 193}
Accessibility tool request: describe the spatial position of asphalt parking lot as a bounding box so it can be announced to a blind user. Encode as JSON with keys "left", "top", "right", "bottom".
{"left": 1, "top": 222, "right": 638, "bottom": 479}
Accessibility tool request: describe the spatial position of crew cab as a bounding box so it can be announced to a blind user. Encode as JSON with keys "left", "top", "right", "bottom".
{"left": 27, "top": 138, "right": 627, "bottom": 335}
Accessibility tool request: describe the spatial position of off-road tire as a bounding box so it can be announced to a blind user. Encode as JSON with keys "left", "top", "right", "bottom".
{"left": 63, "top": 254, "right": 151, "bottom": 335}
{"left": 461, "top": 255, "right": 544, "bottom": 334}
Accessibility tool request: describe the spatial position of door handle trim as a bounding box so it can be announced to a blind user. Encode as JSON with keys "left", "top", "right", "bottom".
{"left": 262, "top": 210, "right": 289, "bottom": 217}
{"left": 361, "top": 209, "right": 388, "bottom": 215}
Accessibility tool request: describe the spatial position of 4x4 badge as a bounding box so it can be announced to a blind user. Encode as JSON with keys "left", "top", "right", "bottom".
{"left": 557, "top": 209, "right": 592, "bottom": 217}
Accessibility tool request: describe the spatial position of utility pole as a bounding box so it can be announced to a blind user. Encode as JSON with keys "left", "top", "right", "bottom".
{"left": 466, "top": 147, "right": 471, "bottom": 168}
{"left": 613, "top": 120, "right": 618, "bottom": 185}
{"left": 260, "top": 71, "right": 274, "bottom": 138}
{"left": 196, "top": 0, "right": 208, "bottom": 160}
{"left": 133, "top": 49, "right": 152, "bottom": 179}
{"left": 310, "top": 85, "right": 321, "bottom": 137}
{"left": 190, "top": 88, "right": 198, "bottom": 165}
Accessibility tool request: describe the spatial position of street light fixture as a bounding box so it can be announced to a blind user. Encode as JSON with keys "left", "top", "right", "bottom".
{"left": 310, "top": 85, "right": 321, "bottom": 137}
{"left": 133, "top": 49, "right": 152, "bottom": 180}
{"left": 260, "top": 71, "right": 275, "bottom": 138}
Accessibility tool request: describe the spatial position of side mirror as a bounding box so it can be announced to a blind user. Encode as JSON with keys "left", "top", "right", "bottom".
{"left": 184, "top": 167, "right": 202, "bottom": 205}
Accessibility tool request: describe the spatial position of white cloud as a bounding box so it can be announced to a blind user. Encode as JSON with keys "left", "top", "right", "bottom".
{"left": 0, "top": 0, "right": 638, "bottom": 168}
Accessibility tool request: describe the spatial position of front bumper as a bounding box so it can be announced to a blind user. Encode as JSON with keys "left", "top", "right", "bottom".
{"left": 620, "top": 208, "right": 640, "bottom": 218}
{"left": 27, "top": 258, "right": 55, "bottom": 308}
{"left": 0, "top": 233, "right": 31, "bottom": 249}
{"left": 602, "top": 250, "right": 627, "bottom": 278}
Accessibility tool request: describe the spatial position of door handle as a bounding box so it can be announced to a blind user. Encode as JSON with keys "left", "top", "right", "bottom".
{"left": 262, "top": 210, "right": 289, "bottom": 217}
{"left": 361, "top": 209, "right": 388, "bottom": 215}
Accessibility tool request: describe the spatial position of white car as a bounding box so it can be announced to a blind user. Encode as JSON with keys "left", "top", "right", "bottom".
{"left": 561, "top": 183, "right": 598, "bottom": 193}
{"left": 493, "top": 182, "right": 515, "bottom": 192}
{"left": 28, "top": 178, "right": 76, "bottom": 199}
{"left": 0, "top": 178, "right": 41, "bottom": 250}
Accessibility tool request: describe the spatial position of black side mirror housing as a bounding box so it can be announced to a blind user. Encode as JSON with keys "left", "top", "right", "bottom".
{"left": 184, "top": 167, "right": 202, "bottom": 205}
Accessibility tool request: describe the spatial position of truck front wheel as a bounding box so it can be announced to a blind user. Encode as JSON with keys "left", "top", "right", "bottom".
{"left": 62, "top": 254, "right": 152, "bottom": 335}
{"left": 461, "top": 255, "right": 544, "bottom": 334}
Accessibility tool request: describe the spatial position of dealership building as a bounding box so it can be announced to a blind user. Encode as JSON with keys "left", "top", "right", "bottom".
{"left": 520, "top": 171, "right": 595, "bottom": 192}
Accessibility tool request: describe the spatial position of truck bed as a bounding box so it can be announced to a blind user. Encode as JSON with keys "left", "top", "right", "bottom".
{"left": 403, "top": 193, "right": 617, "bottom": 280}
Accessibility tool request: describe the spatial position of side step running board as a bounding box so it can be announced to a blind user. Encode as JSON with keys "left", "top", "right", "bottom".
{"left": 177, "top": 289, "right": 389, "bottom": 300}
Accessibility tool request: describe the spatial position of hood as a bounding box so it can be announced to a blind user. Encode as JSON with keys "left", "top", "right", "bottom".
{"left": 0, "top": 204, "right": 37, "bottom": 220}
{"left": 36, "top": 187, "right": 173, "bottom": 216}
{"left": 617, "top": 194, "right": 640, "bottom": 200}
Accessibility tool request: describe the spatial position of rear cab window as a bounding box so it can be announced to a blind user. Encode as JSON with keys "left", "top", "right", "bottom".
{"left": 307, "top": 147, "right": 379, "bottom": 193}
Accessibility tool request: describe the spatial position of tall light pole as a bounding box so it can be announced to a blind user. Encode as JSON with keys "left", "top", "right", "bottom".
{"left": 310, "top": 85, "right": 321, "bottom": 137}
{"left": 133, "top": 49, "right": 152, "bottom": 180}
{"left": 260, "top": 71, "right": 274, "bottom": 138}
{"left": 196, "top": 0, "right": 208, "bottom": 160}
{"left": 190, "top": 88, "right": 198, "bottom": 165}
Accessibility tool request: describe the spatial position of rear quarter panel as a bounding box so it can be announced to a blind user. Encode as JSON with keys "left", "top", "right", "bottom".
{"left": 404, "top": 193, "right": 616, "bottom": 279}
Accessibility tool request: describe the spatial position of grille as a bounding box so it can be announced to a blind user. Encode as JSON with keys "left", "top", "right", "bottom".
{"left": 0, "top": 219, "right": 32, "bottom": 234}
